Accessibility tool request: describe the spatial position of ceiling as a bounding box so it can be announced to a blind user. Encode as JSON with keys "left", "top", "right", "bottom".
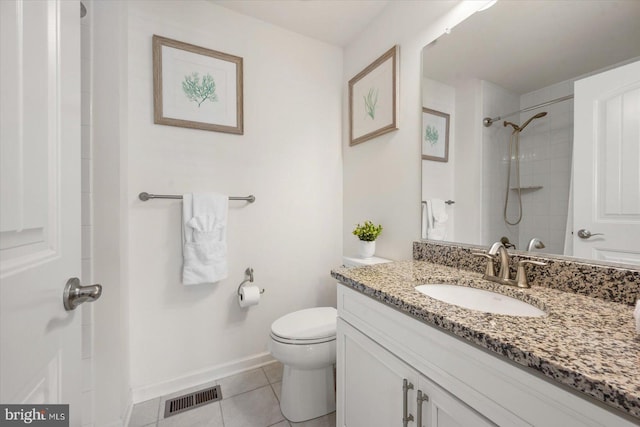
{"left": 210, "top": 0, "right": 391, "bottom": 47}
{"left": 422, "top": 0, "right": 640, "bottom": 94}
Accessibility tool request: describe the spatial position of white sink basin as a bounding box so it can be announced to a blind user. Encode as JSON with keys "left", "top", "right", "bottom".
{"left": 415, "top": 284, "right": 545, "bottom": 317}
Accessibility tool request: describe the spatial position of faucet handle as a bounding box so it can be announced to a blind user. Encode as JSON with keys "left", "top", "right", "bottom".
{"left": 472, "top": 252, "right": 496, "bottom": 277}
{"left": 515, "top": 260, "right": 547, "bottom": 288}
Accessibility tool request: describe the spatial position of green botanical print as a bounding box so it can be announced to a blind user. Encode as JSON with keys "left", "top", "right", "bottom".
{"left": 425, "top": 125, "right": 439, "bottom": 146}
{"left": 363, "top": 87, "right": 379, "bottom": 119}
{"left": 182, "top": 72, "right": 218, "bottom": 107}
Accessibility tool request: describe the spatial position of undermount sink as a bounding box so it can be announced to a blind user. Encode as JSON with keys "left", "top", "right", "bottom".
{"left": 415, "top": 284, "right": 546, "bottom": 317}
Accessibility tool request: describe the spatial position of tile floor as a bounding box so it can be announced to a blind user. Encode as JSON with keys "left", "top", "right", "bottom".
{"left": 128, "top": 362, "right": 336, "bottom": 427}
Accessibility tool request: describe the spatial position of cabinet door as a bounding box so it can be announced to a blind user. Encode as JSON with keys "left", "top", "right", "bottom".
{"left": 416, "top": 377, "right": 496, "bottom": 427}
{"left": 337, "top": 319, "right": 419, "bottom": 427}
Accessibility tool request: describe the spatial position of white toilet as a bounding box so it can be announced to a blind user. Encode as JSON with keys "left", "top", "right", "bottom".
{"left": 269, "top": 307, "right": 337, "bottom": 422}
{"left": 269, "top": 256, "right": 391, "bottom": 422}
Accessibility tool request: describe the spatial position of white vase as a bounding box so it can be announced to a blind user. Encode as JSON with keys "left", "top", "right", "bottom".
{"left": 358, "top": 240, "right": 376, "bottom": 259}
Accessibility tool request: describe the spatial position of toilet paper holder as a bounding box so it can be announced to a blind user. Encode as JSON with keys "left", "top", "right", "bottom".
{"left": 237, "top": 267, "right": 265, "bottom": 296}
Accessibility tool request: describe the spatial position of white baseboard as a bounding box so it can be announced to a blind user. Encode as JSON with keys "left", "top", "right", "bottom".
{"left": 131, "top": 352, "right": 276, "bottom": 403}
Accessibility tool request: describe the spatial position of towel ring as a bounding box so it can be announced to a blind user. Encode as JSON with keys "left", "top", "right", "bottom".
{"left": 237, "top": 267, "right": 265, "bottom": 295}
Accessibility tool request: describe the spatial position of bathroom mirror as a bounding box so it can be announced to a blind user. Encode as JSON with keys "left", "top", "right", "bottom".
{"left": 421, "top": 0, "right": 640, "bottom": 263}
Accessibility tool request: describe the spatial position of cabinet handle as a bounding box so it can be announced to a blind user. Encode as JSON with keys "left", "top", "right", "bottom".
{"left": 416, "top": 390, "right": 429, "bottom": 427}
{"left": 402, "top": 379, "right": 414, "bottom": 426}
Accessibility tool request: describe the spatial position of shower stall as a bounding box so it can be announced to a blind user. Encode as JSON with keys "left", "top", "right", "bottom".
{"left": 481, "top": 80, "right": 574, "bottom": 255}
{"left": 502, "top": 111, "right": 548, "bottom": 226}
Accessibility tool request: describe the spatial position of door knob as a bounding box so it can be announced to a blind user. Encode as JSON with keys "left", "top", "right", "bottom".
{"left": 577, "top": 229, "right": 604, "bottom": 239}
{"left": 63, "top": 277, "right": 102, "bottom": 311}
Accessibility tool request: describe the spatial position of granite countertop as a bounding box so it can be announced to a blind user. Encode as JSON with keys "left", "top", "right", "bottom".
{"left": 331, "top": 260, "right": 640, "bottom": 420}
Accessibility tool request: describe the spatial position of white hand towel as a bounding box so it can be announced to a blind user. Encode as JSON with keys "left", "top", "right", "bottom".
{"left": 425, "top": 200, "right": 434, "bottom": 230}
{"left": 427, "top": 223, "right": 447, "bottom": 240}
{"left": 182, "top": 193, "right": 229, "bottom": 285}
{"left": 421, "top": 203, "right": 428, "bottom": 239}
{"left": 430, "top": 199, "right": 448, "bottom": 223}
{"left": 425, "top": 199, "right": 447, "bottom": 240}
{"left": 634, "top": 299, "right": 640, "bottom": 334}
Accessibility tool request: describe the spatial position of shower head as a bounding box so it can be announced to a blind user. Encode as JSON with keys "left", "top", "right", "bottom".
{"left": 519, "top": 112, "right": 547, "bottom": 131}
{"left": 503, "top": 120, "right": 520, "bottom": 131}
{"left": 503, "top": 112, "right": 547, "bottom": 133}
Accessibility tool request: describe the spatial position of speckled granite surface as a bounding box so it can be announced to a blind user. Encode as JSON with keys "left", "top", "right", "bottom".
{"left": 331, "top": 260, "right": 640, "bottom": 420}
{"left": 413, "top": 241, "right": 640, "bottom": 305}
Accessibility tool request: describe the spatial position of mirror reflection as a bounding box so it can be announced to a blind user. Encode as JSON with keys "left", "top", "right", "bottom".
{"left": 421, "top": 0, "right": 640, "bottom": 264}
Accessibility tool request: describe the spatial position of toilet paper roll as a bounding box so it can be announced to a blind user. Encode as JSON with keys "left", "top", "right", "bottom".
{"left": 238, "top": 284, "right": 261, "bottom": 308}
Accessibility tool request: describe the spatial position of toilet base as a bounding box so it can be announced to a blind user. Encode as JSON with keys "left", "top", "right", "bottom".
{"left": 280, "top": 364, "right": 336, "bottom": 422}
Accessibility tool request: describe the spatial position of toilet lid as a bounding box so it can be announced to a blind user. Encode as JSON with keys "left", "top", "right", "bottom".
{"left": 271, "top": 307, "right": 337, "bottom": 341}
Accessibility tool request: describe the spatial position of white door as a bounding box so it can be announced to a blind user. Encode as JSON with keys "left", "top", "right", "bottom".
{"left": 573, "top": 60, "right": 640, "bottom": 264}
{"left": 1, "top": 0, "right": 84, "bottom": 423}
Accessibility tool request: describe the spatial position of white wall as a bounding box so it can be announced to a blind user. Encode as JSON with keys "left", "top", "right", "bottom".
{"left": 420, "top": 73, "right": 484, "bottom": 246}
{"left": 122, "top": 1, "right": 343, "bottom": 400}
{"left": 92, "top": 0, "right": 131, "bottom": 425}
{"left": 453, "top": 78, "right": 483, "bottom": 245}
{"left": 421, "top": 78, "right": 456, "bottom": 240}
{"left": 343, "top": 1, "right": 485, "bottom": 260}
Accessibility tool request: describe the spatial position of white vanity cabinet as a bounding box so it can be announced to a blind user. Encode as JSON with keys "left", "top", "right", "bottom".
{"left": 339, "top": 318, "right": 494, "bottom": 427}
{"left": 336, "top": 285, "right": 637, "bottom": 427}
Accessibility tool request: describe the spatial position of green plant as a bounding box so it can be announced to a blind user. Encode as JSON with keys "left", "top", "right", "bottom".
{"left": 363, "top": 87, "right": 379, "bottom": 119}
{"left": 352, "top": 221, "right": 383, "bottom": 242}
{"left": 182, "top": 72, "right": 218, "bottom": 107}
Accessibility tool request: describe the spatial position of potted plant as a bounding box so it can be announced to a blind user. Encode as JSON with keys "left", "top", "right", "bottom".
{"left": 352, "top": 221, "right": 383, "bottom": 259}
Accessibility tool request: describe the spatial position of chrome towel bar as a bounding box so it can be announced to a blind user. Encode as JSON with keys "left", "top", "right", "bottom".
{"left": 139, "top": 192, "right": 255, "bottom": 203}
{"left": 421, "top": 200, "right": 455, "bottom": 205}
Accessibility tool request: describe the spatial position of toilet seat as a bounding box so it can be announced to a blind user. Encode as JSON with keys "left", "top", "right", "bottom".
{"left": 270, "top": 307, "right": 337, "bottom": 343}
{"left": 270, "top": 333, "right": 335, "bottom": 345}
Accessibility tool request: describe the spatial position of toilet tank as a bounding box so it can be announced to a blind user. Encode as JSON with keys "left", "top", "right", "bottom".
{"left": 342, "top": 256, "right": 392, "bottom": 268}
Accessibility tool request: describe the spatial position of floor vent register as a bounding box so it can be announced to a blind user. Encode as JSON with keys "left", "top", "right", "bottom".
{"left": 164, "top": 385, "right": 222, "bottom": 418}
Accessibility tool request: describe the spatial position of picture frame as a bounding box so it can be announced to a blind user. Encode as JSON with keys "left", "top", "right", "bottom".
{"left": 153, "top": 35, "right": 243, "bottom": 134}
{"left": 349, "top": 45, "right": 399, "bottom": 146}
{"left": 421, "top": 107, "right": 449, "bottom": 162}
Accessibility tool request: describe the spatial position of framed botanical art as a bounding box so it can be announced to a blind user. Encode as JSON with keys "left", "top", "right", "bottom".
{"left": 153, "top": 35, "right": 243, "bottom": 134}
{"left": 421, "top": 107, "right": 449, "bottom": 162}
{"left": 349, "top": 45, "right": 399, "bottom": 146}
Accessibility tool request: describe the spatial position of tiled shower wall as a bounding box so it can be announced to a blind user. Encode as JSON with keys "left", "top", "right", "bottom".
{"left": 481, "top": 78, "right": 573, "bottom": 254}
{"left": 516, "top": 81, "right": 573, "bottom": 254}
{"left": 481, "top": 80, "right": 520, "bottom": 248}
{"left": 80, "top": 1, "right": 94, "bottom": 425}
